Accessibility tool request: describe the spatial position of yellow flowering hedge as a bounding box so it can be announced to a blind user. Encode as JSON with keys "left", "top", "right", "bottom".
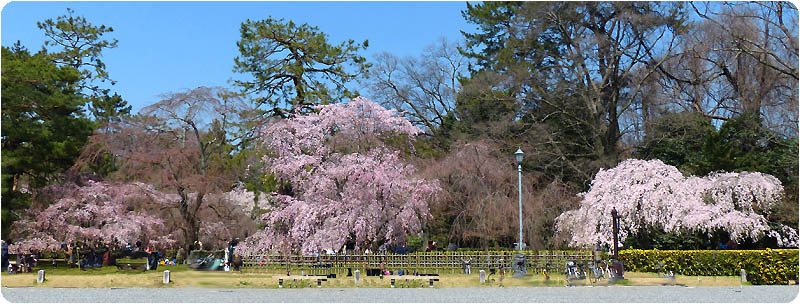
{"left": 619, "top": 249, "right": 799, "bottom": 285}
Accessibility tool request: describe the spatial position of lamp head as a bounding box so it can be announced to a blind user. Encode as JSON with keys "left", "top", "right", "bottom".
{"left": 515, "top": 148, "right": 524, "bottom": 165}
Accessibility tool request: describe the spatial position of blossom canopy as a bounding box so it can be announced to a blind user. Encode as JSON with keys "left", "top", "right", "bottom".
{"left": 555, "top": 159, "right": 797, "bottom": 249}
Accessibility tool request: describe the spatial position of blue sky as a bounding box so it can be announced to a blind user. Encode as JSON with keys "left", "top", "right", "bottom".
{"left": 2, "top": 1, "right": 474, "bottom": 113}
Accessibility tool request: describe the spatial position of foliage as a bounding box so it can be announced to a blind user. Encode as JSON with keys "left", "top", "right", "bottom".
{"left": 90, "top": 92, "right": 131, "bottom": 133}
{"left": 8, "top": 180, "right": 174, "bottom": 253}
{"left": 1, "top": 44, "right": 95, "bottom": 238}
{"left": 555, "top": 159, "right": 796, "bottom": 249}
{"left": 620, "top": 249, "right": 799, "bottom": 285}
{"left": 38, "top": 8, "right": 130, "bottom": 130}
{"left": 233, "top": 17, "right": 369, "bottom": 116}
{"left": 450, "top": 71, "right": 518, "bottom": 139}
{"left": 238, "top": 97, "right": 440, "bottom": 255}
{"left": 1, "top": 45, "right": 94, "bottom": 187}
{"left": 637, "top": 112, "right": 716, "bottom": 175}
{"left": 703, "top": 114, "right": 798, "bottom": 185}
{"left": 461, "top": 2, "right": 688, "bottom": 172}
{"left": 37, "top": 8, "right": 118, "bottom": 92}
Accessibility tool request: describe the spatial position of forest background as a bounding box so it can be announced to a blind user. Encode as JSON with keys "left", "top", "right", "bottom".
{"left": 2, "top": 2, "right": 798, "bottom": 253}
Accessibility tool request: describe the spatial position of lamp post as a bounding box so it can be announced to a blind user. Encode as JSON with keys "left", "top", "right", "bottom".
{"left": 514, "top": 148, "right": 524, "bottom": 251}
{"left": 611, "top": 207, "right": 624, "bottom": 280}
{"left": 512, "top": 148, "right": 526, "bottom": 278}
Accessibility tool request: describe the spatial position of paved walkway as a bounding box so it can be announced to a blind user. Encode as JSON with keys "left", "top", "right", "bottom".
{"left": 3, "top": 286, "right": 799, "bottom": 303}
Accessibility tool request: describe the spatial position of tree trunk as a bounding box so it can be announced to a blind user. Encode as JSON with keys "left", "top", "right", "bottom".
{"left": 178, "top": 189, "right": 204, "bottom": 251}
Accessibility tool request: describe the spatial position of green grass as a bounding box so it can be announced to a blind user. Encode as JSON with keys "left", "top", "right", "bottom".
{"left": 0, "top": 266, "right": 758, "bottom": 289}
{"left": 13, "top": 259, "right": 190, "bottom": 276}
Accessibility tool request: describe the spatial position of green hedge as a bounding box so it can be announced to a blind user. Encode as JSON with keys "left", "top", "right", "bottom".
{"left": 619, "top": 249, "right": 799, "bottom": 285}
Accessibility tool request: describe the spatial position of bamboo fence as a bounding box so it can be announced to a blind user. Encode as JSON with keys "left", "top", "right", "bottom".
{"left": 241, "top": 250, "right": 597, "bottom": 275}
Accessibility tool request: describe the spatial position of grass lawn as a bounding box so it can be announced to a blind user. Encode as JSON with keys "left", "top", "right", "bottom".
{"left": 0, "top": 263, "right": 752, "bottom": 288}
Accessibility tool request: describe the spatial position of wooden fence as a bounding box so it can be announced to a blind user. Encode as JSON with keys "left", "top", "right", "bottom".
{"left": 241, "top": 250, "right": 597, "bottom": 275}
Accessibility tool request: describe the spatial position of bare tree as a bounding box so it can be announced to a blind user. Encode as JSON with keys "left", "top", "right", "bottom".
{"left": 655, "top": 2, "right": 798, "bottom": 136}
{"left": 364, "top": 37, "right": 468, "bottom": 135}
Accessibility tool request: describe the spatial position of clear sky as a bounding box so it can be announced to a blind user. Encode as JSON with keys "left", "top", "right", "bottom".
{"left": 2, "top": 1, "right": 474, "bottom": 113}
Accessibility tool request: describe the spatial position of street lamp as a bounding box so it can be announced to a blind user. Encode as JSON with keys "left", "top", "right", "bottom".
{"left": 512, "top": 148, "right": 527, "bottom": 278}
{"left": 514, "top": 148, "right": 524, "bottom": 251}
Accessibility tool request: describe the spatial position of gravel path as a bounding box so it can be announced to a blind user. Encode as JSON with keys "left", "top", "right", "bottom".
{"left": 2, "top": 286, "right": 798, "bottom": 303}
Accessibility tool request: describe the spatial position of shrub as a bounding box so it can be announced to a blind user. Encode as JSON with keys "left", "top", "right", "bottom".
{"left": 619, "top": 249, "right": 798, "bottom": 285}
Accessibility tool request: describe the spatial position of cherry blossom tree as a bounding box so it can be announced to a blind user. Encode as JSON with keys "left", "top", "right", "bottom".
{"left": 77, "top": 86, "right": 258, "bottom": 250}
{"left": 238, "top": 97, "right": 440, "bottom": 255}
{"left": 9, "top": 180, "right": 175, "bottom": 254}
{"left": 555, "top": 159, "right": 797, "bottom": 249}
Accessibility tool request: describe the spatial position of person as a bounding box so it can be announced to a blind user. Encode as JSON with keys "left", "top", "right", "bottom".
{"left": 1, "top": 241, "right": 9, "bottom": 270}
{"left": 160, "top": 249, "right": 167, "bottom": 264}
{"left": 223, "top": 245, "right": 230, "bottom": 271}
{"left": 145, "top": 247, "right": 152, "bottom": 271}
{"left": 19, "top": 254, "right": 29, "bottom": 273}
{"left": 426, "top": 240, "right": 437, "bottom": 252}
{"left": 232, "top": 255, "right": 242, "bottom": 271}
{"left": 226, "top": 239, "right": 238, "bottom": 270}
{"left": 462, "top": 258, "right": 472, "bottom": 274}
{"left": 148, "top": 248, "right": 160, "bottom": 271}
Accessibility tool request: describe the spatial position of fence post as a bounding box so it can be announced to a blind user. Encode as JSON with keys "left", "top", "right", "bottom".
{"left": 480, "top": 270, "right": 486, "bottom": 283}
{"left": 354, "top": 270, "right": 360, "bottom": 286}
{"left": 740, "top": 269, "right": 747, "bottom": 283}
{"left": 163, "top": 270, "right": 170, "bottom": 284}
{"left": 37, "top": 270, "right": 45, "bottom": 284}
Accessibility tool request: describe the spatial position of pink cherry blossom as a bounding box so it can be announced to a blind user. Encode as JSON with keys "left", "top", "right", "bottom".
{"left": 238, "top": 97, "right": 439, "bottom": 255}
{"left": 555, "top": 159, "right": 796, "bottom": 249}
{"left": 9, "top": 181, "right": 176, "bottom": 253}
